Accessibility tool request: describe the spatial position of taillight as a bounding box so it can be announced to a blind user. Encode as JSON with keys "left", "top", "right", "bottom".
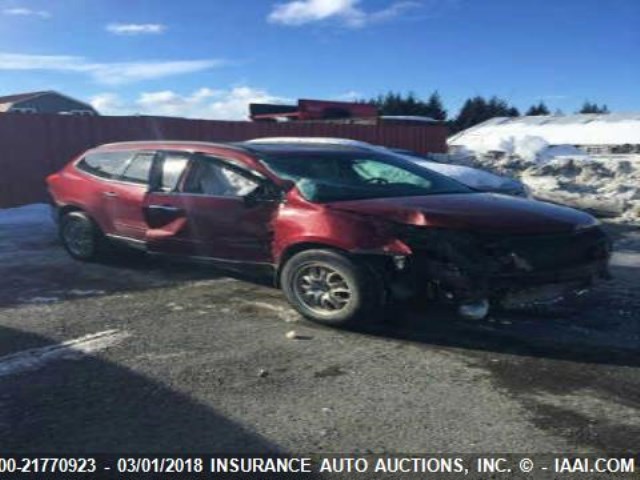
{"left": 45, "top": 173, "right": 58, "bottom": 184}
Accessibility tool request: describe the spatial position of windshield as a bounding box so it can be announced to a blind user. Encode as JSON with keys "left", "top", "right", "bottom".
{"left": 258, "top": 150, "right": 472, "bottom": 202}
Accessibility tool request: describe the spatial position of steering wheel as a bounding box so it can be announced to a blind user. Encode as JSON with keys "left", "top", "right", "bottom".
{"left": 365, "top": 177, "right": 389, "bottom": 185}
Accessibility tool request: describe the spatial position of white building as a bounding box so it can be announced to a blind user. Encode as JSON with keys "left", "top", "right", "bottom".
{"left": 449, "top": 113, "right": 640, "bottom": 155}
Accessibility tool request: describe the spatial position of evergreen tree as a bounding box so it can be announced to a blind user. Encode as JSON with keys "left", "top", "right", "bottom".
{"left": 507, "top": 106, "right": 520, "bottom": 117}
{"left": 424, "top": 91, "right": 447, "bottom": 120}
{"left": 579, "top": 101, "right": 609, "bottom": 114}
{"left": 369, "top": 91, "right": 447, "bottom": 119}
{"left": 454, "top": 96, "right": 485, "bottom": 131}
{"left": 526, "top": 101, "right": 550, "bottom": 116}
{"left": 453, "top": 95, "right": 519, "bottom": 132}
{"left": 487, "top": 96, "right": 519, "bottom": 117}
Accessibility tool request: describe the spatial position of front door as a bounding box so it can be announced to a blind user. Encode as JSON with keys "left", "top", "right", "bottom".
{"left": 143, "top": 153, "right": 279, "bottom": 263}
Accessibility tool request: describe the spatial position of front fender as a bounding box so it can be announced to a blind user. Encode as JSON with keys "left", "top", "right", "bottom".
{"left": 274, "top": 235, "right": 412, "bottom": 264}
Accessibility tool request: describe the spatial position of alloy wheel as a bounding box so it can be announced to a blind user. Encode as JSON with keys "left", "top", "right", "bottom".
{"left": 292, "top": 263, "right": 353, "bottom": 314}
{"left": 62, "top": 217, "right": 94, "bottom": 258}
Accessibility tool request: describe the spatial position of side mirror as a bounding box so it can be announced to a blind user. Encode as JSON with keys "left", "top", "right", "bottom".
{"left": 279, "top": 179, "right": 295, "bottom": 192}
{"left": 243, "top": 182, "right": 283, "bottom": 207}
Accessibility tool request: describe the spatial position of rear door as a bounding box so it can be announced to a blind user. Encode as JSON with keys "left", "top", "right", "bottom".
{"left": 73, "top": 150, "right": 134, "bottom": 234}
{"left": 143, "top": 152, "right": 279, "bottom": 263}
{"left": 141, "top": 151, "right": 193, "bottom": 255}
{"left": 107, "top": 151, "right": 156, "bottom": 241}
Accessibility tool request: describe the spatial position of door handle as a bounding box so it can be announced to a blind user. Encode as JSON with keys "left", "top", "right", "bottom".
{"left": 103, "top": 191, "right": 118, "bottom": 197}
{"left": 147, "top": 205, "right": 182, "bottom": 213}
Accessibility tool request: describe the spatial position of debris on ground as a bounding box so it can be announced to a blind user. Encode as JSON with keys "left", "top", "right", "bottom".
{"left": 285, "top": 330, "right": 313, "bottom": 340}
{"left": 240, "top": 300, "right": 299, "bottom": 323}
{"left": 167, "top": 302, "right": 185, "bottom": 311}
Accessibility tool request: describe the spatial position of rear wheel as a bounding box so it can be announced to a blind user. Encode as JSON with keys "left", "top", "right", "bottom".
{"left": 59, "top": 211, "right": 106, "bottom": 261}
{"left": 280, "top": 249, "right": 383, "bottom": 327}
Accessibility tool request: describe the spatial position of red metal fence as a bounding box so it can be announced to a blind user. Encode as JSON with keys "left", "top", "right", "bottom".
{"left": 0, "top": 114, "right": 448, "bottom": 208}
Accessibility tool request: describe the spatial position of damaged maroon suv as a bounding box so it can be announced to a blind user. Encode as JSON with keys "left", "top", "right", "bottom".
{"left": 47, "top": 140, "right": 611, "bottom": 326}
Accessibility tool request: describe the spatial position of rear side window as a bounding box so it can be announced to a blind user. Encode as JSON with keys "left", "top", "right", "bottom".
{"left": 120, "top": 152, "right": 155, "bottom": 185}
{"left": 160, "top": 152, "right": 190, "bottom": 191}
{"left": 76, "top": 151, "right": 133, "bottom": 179}
{"left": 76, "top": 152, "right": 133, "bottom": 178}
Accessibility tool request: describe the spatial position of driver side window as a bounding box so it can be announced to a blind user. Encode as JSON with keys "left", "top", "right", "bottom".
{"left": 183, "top": 156, "right": 259, "bottom": 197}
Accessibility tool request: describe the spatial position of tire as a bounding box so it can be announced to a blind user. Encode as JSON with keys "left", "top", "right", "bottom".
{"left": 59, "top": 211, "right": 107, "bottom": 261}
{"left": 280, "top": 249, "right": 384, "bottom": 327}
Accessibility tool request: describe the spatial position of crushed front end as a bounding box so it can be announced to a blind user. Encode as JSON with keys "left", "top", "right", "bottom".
{"left": 387, "top": 224, "right": 612, "bottom": 312}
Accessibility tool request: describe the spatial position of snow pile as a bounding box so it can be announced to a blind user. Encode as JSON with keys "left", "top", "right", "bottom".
{"left": 452, "top": 134, "right": 588, "bottom": 164}
{"left": 0, "top": 203, "right": 53, "bottom": 226}
{"left": 449, "top": 113, "right": 640, "bottom": 147}
{"left": 522, "top": 157, "right": 640, "bottom": 221}
{"left": 446, "top": 137, "right": 640, "bottom": 223}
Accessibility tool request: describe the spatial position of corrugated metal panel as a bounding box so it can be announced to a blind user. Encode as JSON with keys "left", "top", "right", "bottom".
{"left": 0, "top": 113, "right": 447, "bottom": 208}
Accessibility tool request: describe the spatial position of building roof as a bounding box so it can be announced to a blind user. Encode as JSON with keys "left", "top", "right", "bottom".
{"left": 249, "top": 98, "right": 377, "bottom": 122}
{"left": 0, "top": 91, "right": 51, "bottom": 112}
{"left": 249, "top": 103, "right": 299, "bottom": 117}
{"left": 0, "top": 91, "right": 51, "bottom": 105}
{"left": 449, "top": 113, "right": 640, "bottom": 146}
{"left": 0, "top": 90, "right": 98, "bottom": 113}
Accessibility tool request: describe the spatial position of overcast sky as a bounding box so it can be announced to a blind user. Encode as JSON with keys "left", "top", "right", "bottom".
{"left": 0, "top": 0, "right": 637, "bottom": 119}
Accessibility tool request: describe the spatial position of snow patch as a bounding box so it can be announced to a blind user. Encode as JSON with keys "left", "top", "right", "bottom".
{"left": 68, "top": 289, "right": 106, "bottom": 297}
{"left": 20, "top": 296, "right": 61, "bottom": 304}
{"left": 0, "top": 329, "right": 130, "bottom": 377}
{"left": 0, "top": 203, "right": 53, "bottom": 226}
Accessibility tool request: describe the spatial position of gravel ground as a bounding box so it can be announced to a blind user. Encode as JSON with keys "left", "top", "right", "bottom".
{"left": 0, "top": 209, "right": 638, "bottom": 455}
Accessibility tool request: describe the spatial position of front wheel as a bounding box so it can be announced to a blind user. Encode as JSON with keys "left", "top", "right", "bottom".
{"left": 280, "top": 249, "right": 383, "bottom": 327}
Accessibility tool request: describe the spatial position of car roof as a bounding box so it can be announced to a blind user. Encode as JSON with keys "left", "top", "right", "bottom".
{"left": 245, "top": 137, "right": 375, "bottom": 148}
{"left": 240, "top": 141, "right": 371, "bottom": 155}
{"left": 94, "top": 140, "right": 244, "bottom": 152}
{"left": 92, "top": 139, "right": 371, "bottom": 155}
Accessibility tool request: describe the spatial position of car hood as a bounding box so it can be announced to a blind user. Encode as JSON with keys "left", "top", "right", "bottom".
{"left": 411, "top": 159, "right": 525, "bottom": 194}
{"left": 326, "top": 193, "right": 596, "bottom": 234}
